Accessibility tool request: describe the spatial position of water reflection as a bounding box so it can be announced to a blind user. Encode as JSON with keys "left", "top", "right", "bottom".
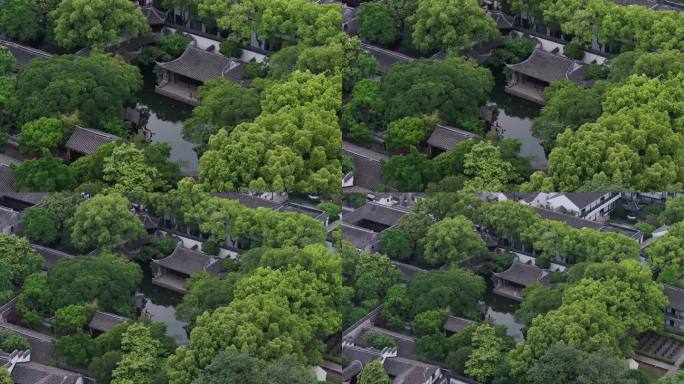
{"left": 137, "top": 67, "right": 197, "bottom": 174}
{"left": 139, "top": 265, "right": 189, "bottom": 345}
{"left": 489, "top": 72, "right": 547, "bottom": 170}
{"left": 483, "top": 280, "right": 525, "bottom": 342}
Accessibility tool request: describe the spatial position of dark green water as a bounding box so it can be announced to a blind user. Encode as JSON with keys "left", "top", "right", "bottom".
{"left": 137, "top": 67, "right": 197, "bottom": 174}
{"left": 489, "top": 72, "right": 546, "bottom": 169}
{"left": 483, "top": 280, "right": 525, "bottom": 342}
{"left": 139, "top": 265, "right": 189, "bottom": 345}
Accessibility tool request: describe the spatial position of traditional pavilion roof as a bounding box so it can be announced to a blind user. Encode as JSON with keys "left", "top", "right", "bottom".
{"left": 11, "top": 361, "right": 82, "bottom": 384}
{"left": 341, "top": 223, "right": 379, "bottom": 250}
{"left": 443, "top": 315, "right": 476, "bottom": 334}
{"left": 360, "top": 43, "right": 413, "bottom": 73}
{"left": 506, "top": 49, "right": 589, "bottom": 85}
{"left": 0, "top": 39, "right": 52, "bottom": 70}
{"left": 0, "top": 206, "right": 20, "bottom": 230}
{"left": 555, "top": 192, "right": 607, "bottom": 210}
{"left": 665, "top": 285, "right": 684, "bottom": 310}
{"left": 343, "top": 202, "right": 409, "bottom": 229}
{"left": 493, "top": 260, "right": 551, "bottom": 287}
{"left": 153, "top": 245, "right": 222, "bottom": 276}
{"left": 0, "top": 323, "right": 53, "bottom": 364}
{"left": 0, "top": 164, "right": 15, "bottom": 192}
{"left": 29, "top": 243, "right": 74, "bottom": 269}
{"left": 343, "top": 345, "right": 441, "bottom": 384}
{"left": 489, "top": 10, "right": 514, "bottom": 29}
{"left": 157, "top": 45, "right": 247, "bottom": 84}
{"left": 141, "top": 6, "right": 167, "bottom": 25}
{"left": 65, "top": 126, "right": 121, "bottom": 155}
{"left": 427, "top": 124, "right": 478, "bottom": 151}
{"left": 1, "top": 192, "right": 47, "bottom": 206}
{"left": 88, "top": 311, "right": 130, "bottom": 333}
{"left": 342, "top": 141, "right": 388, "bottom": 192}
{"left": 137, "top": 212, "right": 159, "bottom": 230}
{"left": 276, "top": 203, "right": 329, "bottom": 223}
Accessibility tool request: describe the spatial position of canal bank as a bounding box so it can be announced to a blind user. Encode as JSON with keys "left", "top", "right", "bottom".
{"left": 139, "top": 265, "right": 188, "bottom": 345}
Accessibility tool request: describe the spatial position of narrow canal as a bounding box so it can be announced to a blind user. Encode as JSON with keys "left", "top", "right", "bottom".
{"left": 136, "top": 67, "right": 198, "bottom": 175}
{"left": 489, "top": 72, "right": 546, "bottom": 170}
{"left": 139, "top": 266, "right": 189, "bottom": 345}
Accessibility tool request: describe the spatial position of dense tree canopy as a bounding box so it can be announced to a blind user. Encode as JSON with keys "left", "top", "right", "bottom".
{"left": 52, "top": 0, "right": 150, "bottom": 49}
{"left": 411, "top": 0, "right": 499, "bottom": 53}
{"left": 0, "top": 0, "right": 41, "bottom": 42}
{"left": 198, "top": 71, "right": 341, "bottom": 192}
{"left": 407, "top": 268, "right": 485, "bottom": 320}
{"left": 183, "top": 78, "right": 261, "bottom": 146}
{"left": 111, "top": 323, "right": 163, "bottom": 384}
{"left": 11, "top": 155, "right": 77, "bottom": 192}
{"left": 357, "top": 3, "right": 398, "bottom": 45}
{"left": 380, "top": 56, "right": 493, "bottom": 131}
{"left": 191, "top": 351, "right": 317, "bottom": 384}
{"left": 69, "top": 193, "right": 147, "bottom": 251}
{"left": 18, "top": 117, "right": 64, "bottom": 155}
{"left": 423, "top": 216, "right": 487, "bottom": 266}
{"left": 14, "top": 53, "right": 142, "bottom": 130}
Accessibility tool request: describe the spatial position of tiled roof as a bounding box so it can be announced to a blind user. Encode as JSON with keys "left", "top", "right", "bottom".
{"left": 137, "top": 212, "right": 159, "bottom": 230}
{"left": 11, "top": 361, "right": 81, "bottom": 384}
{"left": 507, "top": 49, "right": 588, "bottom": 85}
{"left": 341, "top": 223, "right": 378, "bottom": 250}
{"left": 360, "top": 43, "right": 413, "bottom": 73}
{"left": 153, "top": 245, "right": 222, "bottom": 276}
{"left": 65, "top": 126, "right": 120, "bottom": 156}
{"left": 665, "top": 285, "right": 684, "bottom": 310}
{"left": 0, "top": 323, "right": 53, "bottom": 364}
{"left": 88, "top": 311, "right": 130, "bottom": 333}
{"left": 342, "top": 142, "right": 388, "bottom": 191}
{"left": 443, "top": 315, "right": 476, "bottom": 334}
{"left": 28, "top": 243, "right": 75, "bottom": 269}
{"left": 426, "top": 124, "right": 478, "bottom": 151}
{"left": 493, "top": 260, "right": 550, "bottom": 287}
{"left": 0, "top": 39, "right": 51, "bottom": 70}
{"left": 157, "top": 45, "right": 247, "bottom": 84}
{"left": 342, "top": 202, "right": 409, "bottom": 229}
{"left": 141, "top": 6, "right": 167, "bottom": 25}
{"left": 533, "top": 207, "right": 642, "bottom": 240}
{"left": 0, "top": 164, "right": 15, "bottom": 192}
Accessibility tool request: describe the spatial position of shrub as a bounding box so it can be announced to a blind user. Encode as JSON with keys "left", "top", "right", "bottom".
{"left": 53, "top": 303, "right": 89, "bottom": 335}
{"left": 563, "top": 40, "right": 585, "bottom": 60}
{"left": 586, "top": 63, "right": 609, "bottom": 80}
{"left": 220, "top": 39, "right": 242, "bottom": 58}
{"left": 137, "top": 235, "right": 178, "bottom": 262}
{"left": 243, "top": 61, "right": 266, "bottom": 79}
{"left": 318, "top": 202, "right": 341, "bottom": 221}
{"left": 365, "top": 332, "right": 397, "bottom": 350}
{"left": 0, "top": 330, "right": 30, "bottom": 352}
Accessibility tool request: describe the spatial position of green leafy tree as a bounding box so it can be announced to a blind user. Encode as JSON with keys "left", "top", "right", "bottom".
{"left": 532, "top": 81, "right": 604, "bottom": 145}
{"left": 411, "top": 0, "right": 499, "bottom": 53}
{"left": 423, "top": 216, "right": 487, "bottom": 266}
{"left": 0, "top": 0, "right": 41, "bottom": 42}
{"left": 465, "top": 324, "right": 503, "bottom": 382}
{"left": 47, "top": 254, "right": 143, "bottom": 316}
{"left": 69, "top": 193, "right": 147, "bottom": 251}
{"left": 358, "top": 3, "right": 398, "bottom": 45}
{"left": 366, "top": 332, "right": 397, "bottom": 350}
{"left": 385, "top": 0, "right": 418, "bottom": 31}
{"left": 647, "top": 223, "right": 684, "bottom": 280}
{"left": 198, "top": 71, "right": 341, "bottom": 192}
{"left": 658, "top": 370, "right": 684, "bottom": 384}
{"left": 462, "top": 141, "right": 515, "bottom": 192}
{"left": 53, "top": 330, "right": 99, "bottom": 367}
{"left": 111, "top": 323, "right": 163, "bottom": 384}
{"left": 14, "top": 53, "right": 142, "bottom": 129}
{"left": 0, "top": 46, "right": 16, "bottom": 75}
{"left": 88, "top": 351, "right": 122, "bottom": 384}
{"left": 11, "top": 155, "right": 77, "bottom": 192}
{"left": 358, "top": 360, "right": 390, "bottom": 384}
{"left": 175, "top": 272, "right": 237, "bottom": 326}
{"left": 384, "top": 117, "right": 427, "bottom": 151}
{"left": 18, "top": 117, "right": 64, "bottom": 155}
{"left": 350, "top": 251, "right": 402, "bottom": 306}
{"left": 514, "top": 284, "right": 563, "bottom": 327}
{"left": 0, "top": 367, "right": 11, "bottom": 384}
{"left": 52, "top": 0, "right": 150, "bottom": 49}
{"left": 413, "top": 310, "right": 446, "bottom": 336}
{"left": 103, "top": 143, "right": 162, "bottom": 193}
{"left": 53, "top": 303, "right": 89, "bottom": 335}
{"left": 0, "top": 235, "right": 43, "bottom": 287}
{"left": 381, "top": 147, "right": 441, "bottom": 192}
{"left": 381, "top": 56, "right": 493, "bottom": 129}
{"left": 0, "top": 330, "right": 30, "bottom": 352}
{"left": 660, "top": 196, "right": 684, "bottom": 225}
{"left": 22, "top": 207, "right": 60, "bottom": 245}
{"left": 183, "top": 78, "right": 261, "bottom": 146}
{"left": 342, "top": 79, "right": 383, "bottom": 142}
{"left": 15, "top": 273, "right": 50, "bottom": 329}
{"left": 382, "top": 284, "right": 411, "bottom": 330}
{"left": 407, "top": 268, "right": 485, "bottom": 319}
{"left": 380, "top": 228, "right": 412, "bottom": 261}
{"left": 341, "top": 36, "right": 379, "bottom": 93}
